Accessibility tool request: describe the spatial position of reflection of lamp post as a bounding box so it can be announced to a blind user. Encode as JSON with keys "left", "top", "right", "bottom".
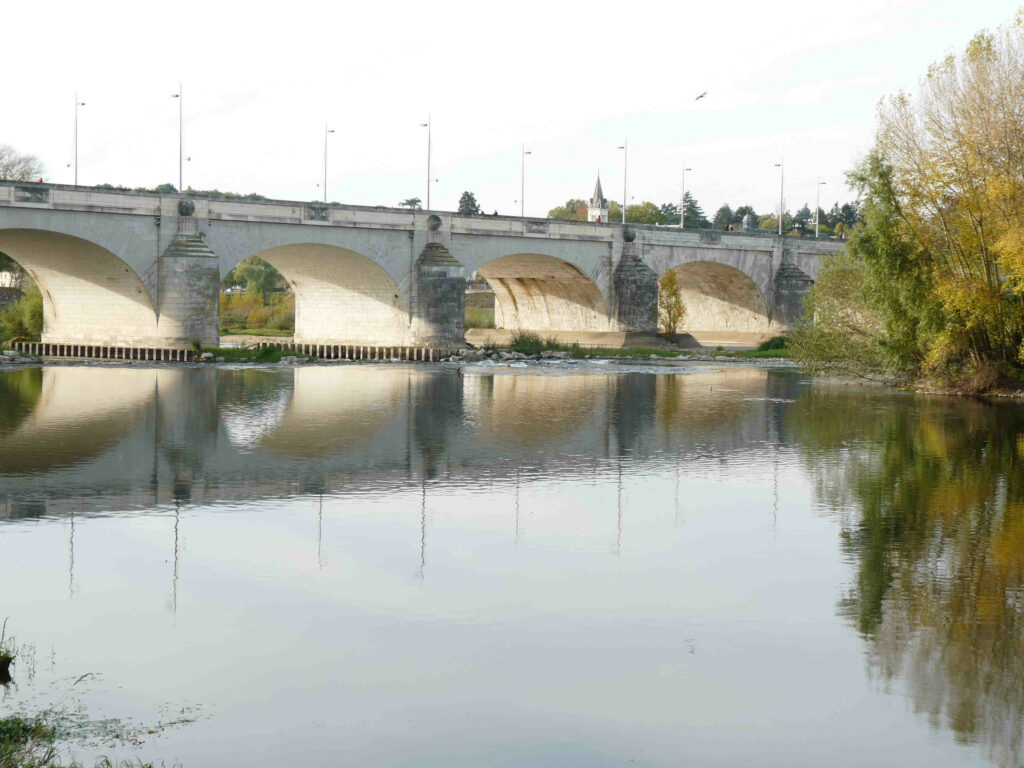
{"left": 420, "top": 116, "right": 432, "bottom": 210}
{"left": 171, "top": 85, "right": 183, "bottom": 192}
{"left": 322, "top": 123, "right": 335, "bottom": 204}
{"left": 73, "top": 95, "right": 85, "bottom": 185}
{"left": 617, "top": 139, "right": 628, "bottom": 224}
{"left": 774, "top": 162, "right": 784, "bottom": 236}
{"left": 520, "top": 145, "right": 531, "bottom": 218}
{"left": 815, "top": 177, "right": 827, "bottom": 237}
{"left": 679, "top": 164, "right": 692, "bottom": 228}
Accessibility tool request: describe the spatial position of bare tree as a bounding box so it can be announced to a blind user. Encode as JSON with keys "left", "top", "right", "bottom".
{"left": 0, "top": 145, "right": 44, "bottom": 181}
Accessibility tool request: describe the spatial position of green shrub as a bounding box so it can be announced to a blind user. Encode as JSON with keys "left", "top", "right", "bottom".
{"left": 0, "top": 287, "right": 43, "bottom": 342}
{"left": 509, "top": 330, "right": 545, "bottom": 356}
{"left": 756, "top": 335, "right": 788, "bottom": 351}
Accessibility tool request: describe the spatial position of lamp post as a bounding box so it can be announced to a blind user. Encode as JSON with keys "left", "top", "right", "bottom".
{"left": 73, "top": 94, "right": 85, "bottom": 185}
{"left": 679, "top": 164, "right": 692, "bottom": 228}
{"left": 774, "top": 162, "right": 784, "bottom": 236}
{"left": 617, "top": 139, "right": 628, "bottom": 224}
{"left": 520, "top": 145, "right": 531, "bottom": 218}
{"left": 815, "top": 177, "right": 827, "bottom": 237}
{"left": 322, "top": 123, "right": 335, "bottom": 204}
{"left": 171, "top": 85, "right": 183, "bottom": 192}
{"left": 420, "top": 116, "right": 432, "bottom": 210}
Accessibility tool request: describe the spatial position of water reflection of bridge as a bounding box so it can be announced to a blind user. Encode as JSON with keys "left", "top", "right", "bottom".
{"left": 0, "top": 364, "right": 798, "bottom": 519}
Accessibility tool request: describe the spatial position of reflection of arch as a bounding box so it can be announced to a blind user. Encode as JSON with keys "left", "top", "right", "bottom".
{"left": 251, "top": 244, "right": 410, "bottom": 345}
{"left": 0, "top": 229, "right": 159, "bottom": 345}
{"left": 0, "top": 367, "right": 156, "bottom": 473}
{"left": 477, "top": 253, "right": 608, "bottom": 331}
{"left": 464, "top": 373, "right": 609, "bottom": 447}
{"left": 252, "top": 367, "right": 409, "bottom": 457}
{"left": 666, "top": 262, "right": 769, "bottom": 334}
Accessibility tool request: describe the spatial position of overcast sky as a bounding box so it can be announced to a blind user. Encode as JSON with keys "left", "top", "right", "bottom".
{"left": 3, "top": 1, "right": 1020, "bottom": 218}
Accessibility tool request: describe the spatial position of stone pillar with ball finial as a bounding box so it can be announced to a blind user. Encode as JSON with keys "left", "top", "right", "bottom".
{"left": 613, "top": 226, "right": 658, "bottom": 332}
{"left": 411, "top": 213, "right": 465, "bottom": 349}
{"left": 154, "top": 196, "right": 221, "bottom": 348}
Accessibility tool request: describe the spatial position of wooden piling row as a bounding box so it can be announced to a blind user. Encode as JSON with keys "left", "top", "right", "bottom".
{"left": 12, "top": 341, "right": 194, "bottom": 361}
{"left": 256, "top": 342, "right": 447, "bottom": 362}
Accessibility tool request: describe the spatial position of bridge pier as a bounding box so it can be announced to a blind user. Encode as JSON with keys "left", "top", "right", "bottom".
{"left": 153, "top": 202, "right": 220, "bottom": 348}
{"left": 613, "top": 227, "right": 658, "bottom": 332}
{"left": 411, "top": 220, "right": 465, "bottom": 347}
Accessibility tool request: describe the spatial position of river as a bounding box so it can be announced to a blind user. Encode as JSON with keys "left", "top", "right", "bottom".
{"left": 1, "top": 361, "right": 1021, "bottom": 767}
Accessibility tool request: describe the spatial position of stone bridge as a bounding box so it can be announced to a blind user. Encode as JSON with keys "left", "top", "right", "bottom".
{"left": 0, "top": 181, "right": 843, "bottom": 351}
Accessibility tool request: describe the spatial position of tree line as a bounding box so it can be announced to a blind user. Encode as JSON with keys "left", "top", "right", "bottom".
{"left": 546, "top": 194, "right": 862, "bottom": 236}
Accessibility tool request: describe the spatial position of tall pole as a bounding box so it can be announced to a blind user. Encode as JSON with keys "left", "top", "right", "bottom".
{"left": 323, "top": 123, "right": 335, "bottom": 204}
{"left": 172, "top": 85, "right": 183, "bottom": 192}
{"left": 815, "top": 177, "right": 826, "bottom": 238}
{"left": 679, "top": 164, "right": 691, "bottom": 229}
{"left": 421, "top": 115, "right": 432, "bottom": 210}
{"left": 73, "top": 94, "right": 85, "bottom": 185}
{"left": 618, "top": 139, "right": 628, "bottom": 224}
{"left": 520, "top": 145, "right": 531, "bottom": 218}
{"left": 775, "top": 162, "right": 784, "bottom": 236}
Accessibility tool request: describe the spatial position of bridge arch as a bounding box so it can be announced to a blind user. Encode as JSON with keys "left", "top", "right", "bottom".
{"left": 663, "top": 261, "right": 770, "bottom": 339}
{"left": 476, "top": 253, "right": 610, "bottom": 332}
{"left": 0, "top": 229, "right": 160, "bottom": 346}
{"left": 248, "top": 243, "right": 411, "bottom": 346}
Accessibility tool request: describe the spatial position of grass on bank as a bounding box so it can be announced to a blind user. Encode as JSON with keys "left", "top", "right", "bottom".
{"left": 219, "top": 327, "right": 295, "bottom": 338}
{"left": 192, "top": 345, "right": 315, "bottom": 364}
{"left": 0, "top": 714, "right": 155, "bottom": 768}
{"left": 505, "top": 330, "right": 791, "bottom": 360}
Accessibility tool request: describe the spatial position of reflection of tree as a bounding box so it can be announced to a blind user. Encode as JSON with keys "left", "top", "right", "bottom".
{"left": 0, "top": 368, "right": 41, "bottom": 433}
{"left": 789, "top": 388, "right": 1024, "bottom": 766}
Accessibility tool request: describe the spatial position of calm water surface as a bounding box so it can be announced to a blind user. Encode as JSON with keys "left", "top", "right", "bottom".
{"left": 1, "top": 361, "right": 1022, "bottom": 767}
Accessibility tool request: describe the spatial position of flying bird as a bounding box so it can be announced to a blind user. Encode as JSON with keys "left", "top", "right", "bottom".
{"left": 695, "top": 92, "right": 708, "bottom": 100}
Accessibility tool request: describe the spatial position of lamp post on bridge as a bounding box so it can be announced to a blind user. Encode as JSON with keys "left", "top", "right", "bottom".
{"left": 815, "top": 177, "right": 827, "bottom": 238}
{"left": 520, "top": 145, "right": 531, "bottom": 218}
{"left": 72, "top": 94, "right": 85, "bottom": 185}
{"left": 171, "top": 85, "right": 183, "bottom": 192}
{"left": 774, "top": 161, "right": 784, "bottom": 236}
{"left": 322, "top": 123, "right": 335, "bottom": 204}
{"left": 617, "top": 139, "right": 628, "bottom": 224}
{"left": 679, "top": 164, "right": 691, "bottom": 228}
{"left": 421, "top": 116, "right": 432, "bottom": 210}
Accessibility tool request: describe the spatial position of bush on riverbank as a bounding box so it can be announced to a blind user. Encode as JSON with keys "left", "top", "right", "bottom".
{"left": 790, "top": 14, "right": 1024, "bottom": 392}
{"left": 465, "top": 306, "right": 495, "bottom": 329}
{"left": 219, "top": 291, "right": 294, "bottom": 333}
{"left": 0, "top": 287, "right": 42, "bottom": 343}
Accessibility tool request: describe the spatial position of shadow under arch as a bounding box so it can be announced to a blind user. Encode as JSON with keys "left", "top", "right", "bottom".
{"left": 248, "top": 243, "right": 410, "bottom": 346}
{"left": 0, "top": 229, "right": 159, "bottom": 345}
{"left": 477, "top": 253, "right": 608, "bottom": 332}
{"left": 665, "top": 261, "right": 769, "bottom": 335}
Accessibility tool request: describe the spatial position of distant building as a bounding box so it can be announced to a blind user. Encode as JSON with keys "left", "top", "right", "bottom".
{"left": 587, "top": 175, "right": 609, "bottom": 223}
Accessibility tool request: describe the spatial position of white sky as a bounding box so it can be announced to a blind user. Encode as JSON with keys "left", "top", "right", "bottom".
{"left": 2, "top": 0, "right": 1020, "bottom": 218}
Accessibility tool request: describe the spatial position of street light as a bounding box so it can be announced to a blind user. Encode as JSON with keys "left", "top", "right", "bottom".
{"left": 421, "top": 116, "right": 432, "bottom": 210}
{"left": 679, "top": 164, "right": 692, "bottom": 229}
{"left": 815, "top": 177, "right": 827, "bottom": 237}
{"left": 617, "top": 139, "right": 628, "bottom": 224}
{"left": 73, "top": 94, "right": 85, "bottom": 185}
{"left": 171, "top": 85, "right": 183, "bottom": 192}
{"left": 322, "top": 123, "right": 335, "bottom": 204}
{"left": 774, "top": 162, "right": 784, "bottom": 236}
{"left": 520, "top": 145, "right": 531, "bottom": 218}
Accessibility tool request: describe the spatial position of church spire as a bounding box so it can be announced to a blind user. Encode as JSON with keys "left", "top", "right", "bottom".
{"left": 588, "top": 173, "right": 610, "bottom": 223}
{"left": 591, "top": 174, "right": 606, "bottom": 206}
